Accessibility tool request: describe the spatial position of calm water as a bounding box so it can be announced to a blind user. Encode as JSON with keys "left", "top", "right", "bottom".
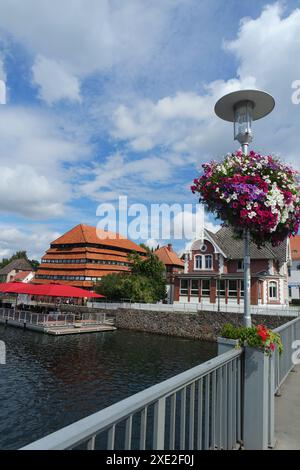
{"left": 0, "top": 325, "right": 217, "bottom": 449}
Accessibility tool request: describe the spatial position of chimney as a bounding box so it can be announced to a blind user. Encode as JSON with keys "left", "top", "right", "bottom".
{"left": 167, "top": 243, "right": 172, "bottom": 252}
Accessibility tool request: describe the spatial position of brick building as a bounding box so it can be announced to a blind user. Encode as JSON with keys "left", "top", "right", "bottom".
{"left": 35, "top": 224, "right": 146, "bottom": 288}
{"left": 174, "top": 227, "right": 290, "bottom": 307}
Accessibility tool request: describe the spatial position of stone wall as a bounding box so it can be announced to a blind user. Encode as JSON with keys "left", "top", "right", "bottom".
{"left": 59, "top": 305, "right": 295, "bottom": 341}
{"left": 96, "top": 308, "right": 295, "bottom": 342}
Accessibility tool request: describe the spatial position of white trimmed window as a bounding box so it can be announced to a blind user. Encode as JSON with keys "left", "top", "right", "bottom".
{"left": 205, "top": 255, "right": 213, "bottom": 269}
{"left": 194, "top": 255, "right": 202, "bottom": 270}
{"left": 180, "top": 279, "right": 189, "bottom": 295}
{"left": 228, "top": 280, "right": 238, "bottom": 297}
{"left": 190, "top": 280, "right": 199, "bottom": 297}
{"left": 269, "top": 281, "right": 278, "bottom": 300}
{"left": 194, "top": 254, "right": 213, "bottom": 270}
{"left": 201, "top": 280, "right": 210, "bottom": 297}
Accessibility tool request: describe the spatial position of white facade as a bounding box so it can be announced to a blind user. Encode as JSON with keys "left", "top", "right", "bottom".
{"left": 288, "top": 260, "right": 300, "bottom": 300}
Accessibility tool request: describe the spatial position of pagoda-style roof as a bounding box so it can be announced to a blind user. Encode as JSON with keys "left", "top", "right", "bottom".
{"left": 51, "top": 224, "right": 146, "bottom": 254}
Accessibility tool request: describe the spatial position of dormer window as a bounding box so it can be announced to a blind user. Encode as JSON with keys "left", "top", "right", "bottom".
{"left": 194, "top": 254, "right": 213, "bottom": 270}
{"left": 205, "top": 255, "right": 212, "bottom": 269}
{"left": 195, "top": 255, "right": 202, "bottom": 270}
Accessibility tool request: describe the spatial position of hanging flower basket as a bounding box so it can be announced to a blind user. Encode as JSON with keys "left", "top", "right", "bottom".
{"left": 191, "top": 150, "right": 300, "bottom": 247}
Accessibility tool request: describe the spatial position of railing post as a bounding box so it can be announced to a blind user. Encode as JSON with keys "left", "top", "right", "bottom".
{"left": 243, "top": 347, "right": 270, "bottom": 449}
{"left": 268, "top": 355, "right": 275, "bottom": 448}
{"left": 153, "top": 398, "right": 166, "bottom": 450}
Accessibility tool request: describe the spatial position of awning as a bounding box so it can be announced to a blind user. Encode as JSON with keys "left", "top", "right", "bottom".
{"left": 0, "top": 282, "right": 104, "bottom": 298}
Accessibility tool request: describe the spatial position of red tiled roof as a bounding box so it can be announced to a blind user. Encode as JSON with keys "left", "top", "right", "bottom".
{"left": 290, "top": 235, "right": 300, "bottom": 260}
{"left": 51, "top": 224, "right": 146, "bottom": 253}
{"left": 10, "top": 271, "right": 32, "bottom": 282}
{"left": 155, "top": 245, "right": 184, "bottom": 267}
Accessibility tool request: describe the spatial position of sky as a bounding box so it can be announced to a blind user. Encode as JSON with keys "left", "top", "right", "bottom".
{"left": 0, "top": 0, "right": 300, "bottom": 259}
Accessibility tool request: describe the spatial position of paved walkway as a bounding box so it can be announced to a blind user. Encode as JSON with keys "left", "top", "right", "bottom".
{"left": 275, "top": 365, "right": 300, "bottom": 450}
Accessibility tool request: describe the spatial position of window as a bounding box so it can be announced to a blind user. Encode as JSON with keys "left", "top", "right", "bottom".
{"left": 190, "top": 280, "right": 199, "bottom": 296}
{"left": 228, "top": 280, "right": 238, "bottom": 297}
{"left": 205, "top": 255, "right": 212, "bottom": 270}
{"left": 194, "top": 255, "right": 202, "bottom": 270}
{"left": 240, "top": 280, "right": 244, "bottom": 297}
{"left": 237, "top": 260, "right": 244, "bottom": 271}
{"left": 269, "top": 281, "right": 278, "bottom": 300}
{"left": 180, "top": 279, "right": 189, "bottom": 295}
{"left": 217, "top": 279, "right": 225, "bottom": 297}
{"left": 201, "top": 280, "right": 210, "bottom": 297}
{"left": 289, "top": 286, "right": 292, "bottom": 298}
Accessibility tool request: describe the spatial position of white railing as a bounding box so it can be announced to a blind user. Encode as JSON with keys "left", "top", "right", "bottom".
{"left": 21, "top": 349, "right": 243, "bottom": 450}
{"left": 0, "top": 309, "right": 113, "bottom": 328}
{"left": 87, "top": 301, "right": 300, "bottom": 317}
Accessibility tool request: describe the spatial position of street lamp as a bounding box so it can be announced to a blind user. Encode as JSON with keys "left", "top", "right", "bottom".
{"left": 214, "top": 89, "right": 275, "bottom": 327}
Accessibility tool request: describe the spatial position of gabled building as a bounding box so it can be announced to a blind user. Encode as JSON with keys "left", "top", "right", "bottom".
{"left": 0, "top": 258, "right": 34, "bottom": 283}
{"left": 174, "top": 227, "right": 290, "bottom": 307}
{"left": 154, "top": 244, "right": 184, "bottom": 303}
{"left": 35, "top": 224, "right": 146, "bottom": 288}
{"left": 288, "top": 235, "right": 300, "bottom": 301}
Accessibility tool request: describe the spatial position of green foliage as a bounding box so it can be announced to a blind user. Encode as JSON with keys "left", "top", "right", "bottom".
{"left": 95, "top": 249, "right": 166, "bottom": 303}
{"left": 0, "top": 251, "right": 39, "bottom": 271}
{"left": 0, "top": 251, "right": 28, "bottom": 269}
{"left": 220, "top": 323, "right": 283, "bottom": 356}
{"left": 29, "top": 260, "right": 40, "bottom": 271}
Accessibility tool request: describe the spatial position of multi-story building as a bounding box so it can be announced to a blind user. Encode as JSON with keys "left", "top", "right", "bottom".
{"left": 154, "top": 244, "right": 184, "bottom": 303}
{"left": 174, "top": 227, "right": 290, "bottom": 307}
{"left": 288, "top": 235, "right": 300, "bottom": 301}
{"left": 35, "top": 224, "right": 146, "bottom": 288}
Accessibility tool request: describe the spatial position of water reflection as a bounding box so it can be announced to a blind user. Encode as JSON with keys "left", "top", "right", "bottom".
{"left": 0, "top": 325, "right": 216, "bottom": 449}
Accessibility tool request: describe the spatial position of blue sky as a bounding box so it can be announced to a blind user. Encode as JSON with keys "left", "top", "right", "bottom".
{"left": 0, "top": 0, "right": 300, "bottom": 259}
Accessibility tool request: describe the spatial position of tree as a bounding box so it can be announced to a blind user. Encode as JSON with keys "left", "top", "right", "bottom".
{"left": 29, "top": 260, "right": 40, "bottom": 271}
{"left": 0, "top": 251, "right": 39, "bottom": 271}
{"left": 0, "top": 251, "right": 29, "bottom": 269}
{"left": 95, "top": 249, "right": 166, "bottom": 303}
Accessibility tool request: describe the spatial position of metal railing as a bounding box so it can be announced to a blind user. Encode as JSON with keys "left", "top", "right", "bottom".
{"left": 87, "top": 301, "right": 299, "bottom": 317}
{"left": 273, "top": 316, "right": 300, "bottom": 392}
{"left": 21, "top": 348, "right": 243, "bottom": 450}
{"left": 0, "top": 309, "right": 110, "bottom": 326}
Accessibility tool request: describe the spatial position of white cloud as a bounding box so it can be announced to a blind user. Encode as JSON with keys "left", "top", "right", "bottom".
{"left": 111, "top": 76, "right": 257, "bottom": 156}
{"left": 0, "top": 225, "right": 60, "bottom": 260}
{"left": 0, "top": 80, "right": 5, "bottom": 105}
{"left": 78, "top": 152, "right": 185, "bottom": 202}
{"left": 0, "top": 106, "right": 91, "bottom": 217}
{"left": 110, "top": 3, "right": 300, "bottom": 171}
{"left": 0, "top": 0, "right": 180, "bottom": 104}
{"left": 0, "top": 165, "right": 66, "bottom": 218}
{"left": 32, "top": 55, "right": 81, "bottom": 105}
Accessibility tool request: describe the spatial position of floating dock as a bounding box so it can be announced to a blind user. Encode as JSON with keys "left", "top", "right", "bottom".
{"left": 0, "top": 308, "right": 116, "bottom": 335}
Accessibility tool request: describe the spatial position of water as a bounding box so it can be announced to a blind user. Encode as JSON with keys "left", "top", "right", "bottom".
{"left": 0, "top": 325, "right": 217, "bottom": 449}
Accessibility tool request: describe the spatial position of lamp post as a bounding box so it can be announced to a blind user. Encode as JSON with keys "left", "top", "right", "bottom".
{"left": 214, "top": 90, "right": 275, "bottom": 327}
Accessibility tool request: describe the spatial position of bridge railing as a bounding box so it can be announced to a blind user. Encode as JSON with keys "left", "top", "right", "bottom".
{"left": 21, "top": 348, "right": 243, "bottom": 451}
{"left": 273, "top": 316, "right": 300, "bottom": 393}
{"left": 88, "top": 301, "right": 299, "bottom": 317}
